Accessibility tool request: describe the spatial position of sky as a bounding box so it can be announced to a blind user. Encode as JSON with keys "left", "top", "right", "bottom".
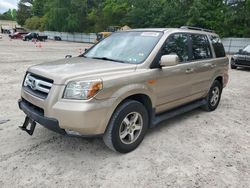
{"left": 0, "top": 0, "right": 18, "bottom": 13}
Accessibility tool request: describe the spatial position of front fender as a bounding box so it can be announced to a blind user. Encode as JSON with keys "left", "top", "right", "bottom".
{"left": 100, "top": 83, "right": 156, "bottom": 133}
{"left": 111, "top": 83, "right": 156, "bottom": 106}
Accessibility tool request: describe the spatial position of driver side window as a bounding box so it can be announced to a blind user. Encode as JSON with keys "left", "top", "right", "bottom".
{"left": 162, "top": 33, "right": 189, "bottom": 63}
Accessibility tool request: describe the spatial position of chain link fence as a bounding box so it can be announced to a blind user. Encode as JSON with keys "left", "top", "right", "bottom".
{"left": 34, "top": 31, "right": 97, "bottom": 43}
{"left": 222, "top": 38, "right": 250, "bottom": 54}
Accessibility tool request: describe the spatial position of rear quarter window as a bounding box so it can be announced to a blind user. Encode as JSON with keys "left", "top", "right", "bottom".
{"left": 209, "top": 36, "right": 226, "bottom": 58}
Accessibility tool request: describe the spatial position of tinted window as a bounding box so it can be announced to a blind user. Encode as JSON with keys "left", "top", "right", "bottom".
{"left": 190, "top": 34, "right": 212, "bottom": 60}
{"left": 210, "top": 36, "right": 226, "bottom": 58}
{"left": 162, "top": 33, "right": 189, "bottom": 62}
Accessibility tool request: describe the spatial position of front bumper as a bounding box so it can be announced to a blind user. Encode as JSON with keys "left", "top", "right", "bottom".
{"left": 19, "top": 88, "right": 115, "bottom": 136}
{"left": 231, "top": 59, "right": 250, "bottom": 68}
{"left": 18, "top": 99, "right": 66, "bottom": 135}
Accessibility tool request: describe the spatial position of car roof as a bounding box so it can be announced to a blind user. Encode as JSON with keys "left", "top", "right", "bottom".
{"left": 129, "top": 28, "right": 168, "bottom": 32}
{"left": 126, "top": 28, "right": 217, "bottom": 36}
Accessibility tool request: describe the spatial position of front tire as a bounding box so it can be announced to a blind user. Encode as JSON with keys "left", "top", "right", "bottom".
{"left": 103, "top": 100, "right": 149, "bottom": 153}
{"left": 231, "top": 64, "right": 237, "bottom": 69}
{"left": 202, "top": 80, "right": 222, "bottom": 112}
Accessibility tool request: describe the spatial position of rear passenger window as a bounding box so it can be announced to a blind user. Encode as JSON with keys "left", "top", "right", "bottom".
{"left": 210, "top": 36, "right": 226, "bottom": 58}
{"left": 190, "top": 34, "right": 212, "bottom": 60}
{"left": 162, "top": 33, "right": 189, "bottom": 62}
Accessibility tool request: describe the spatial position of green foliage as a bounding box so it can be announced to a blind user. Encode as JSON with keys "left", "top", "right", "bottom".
{"left": 32, "top": 0, "right": 48, "bottom": 17}
{"left": 16, "top": 0, "right": 250, "bottom": 37}
{"left": 0, "top": 9, "right": 16, "bottom": 20}
{"left": 24, "top": 16, "right": 40, "bottom": 30}
{"left": 11, "top": 9, "right": 17, "bottom": 20}
{"left": 17, "top": 0, "right": 32, "bottom": 25}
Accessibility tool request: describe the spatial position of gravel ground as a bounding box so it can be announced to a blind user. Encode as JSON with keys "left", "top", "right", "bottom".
{"left": 0, "top": 34, "right": 249, "bottom": 188}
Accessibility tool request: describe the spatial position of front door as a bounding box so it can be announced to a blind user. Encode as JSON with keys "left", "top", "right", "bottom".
{"left": 153, "top": 33, "right": 196, "bottom": 113}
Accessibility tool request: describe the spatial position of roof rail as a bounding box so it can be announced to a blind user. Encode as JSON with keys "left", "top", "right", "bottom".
{"left": 180, "top": 26, "right": 214, "bottom": 33}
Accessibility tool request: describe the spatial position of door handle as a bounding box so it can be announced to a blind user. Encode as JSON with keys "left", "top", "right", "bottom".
{"left": 185, "top": 68, "right": 194, "bottom": 74}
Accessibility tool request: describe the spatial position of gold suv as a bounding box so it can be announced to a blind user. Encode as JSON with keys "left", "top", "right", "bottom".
{"left": 18, "top": 27, "right": 229, "bottom": 153}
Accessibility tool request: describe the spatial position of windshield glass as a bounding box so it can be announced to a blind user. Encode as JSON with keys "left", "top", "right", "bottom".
{"left": 244, "top": 45, "right": 250, "bottom": 53}
{"left": 85, "top": 31, "right": 163, "bottom": 64}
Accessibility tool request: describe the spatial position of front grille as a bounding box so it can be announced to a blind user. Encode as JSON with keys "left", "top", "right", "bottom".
{"left": 23, "top": 73, "right": 53, "bottom": 99}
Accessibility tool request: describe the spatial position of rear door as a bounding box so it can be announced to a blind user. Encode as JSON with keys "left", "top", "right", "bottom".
{"left": 187, "top": 34, "right": 214, "bottom": 97}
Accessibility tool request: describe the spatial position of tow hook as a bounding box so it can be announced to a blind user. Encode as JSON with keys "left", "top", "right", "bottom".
{"left": 19, "top": 116, "right": 36, "bottom": 136}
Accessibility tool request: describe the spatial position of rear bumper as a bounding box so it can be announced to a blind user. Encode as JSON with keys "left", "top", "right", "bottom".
{"left": 18, "top": 99, "right": 66, "bottom": 135}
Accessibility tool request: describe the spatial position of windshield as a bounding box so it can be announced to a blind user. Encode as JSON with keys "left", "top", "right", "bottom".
{"left": 243, "top": 45, "right": 250, "bottom": 53}
{"left": 85, "top": 31, "right": 163, "bottom": 64}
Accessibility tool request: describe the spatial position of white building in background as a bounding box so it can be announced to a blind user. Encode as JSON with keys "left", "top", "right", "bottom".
{"left": 0, "top": 20, "right": 21, "bottom": 33}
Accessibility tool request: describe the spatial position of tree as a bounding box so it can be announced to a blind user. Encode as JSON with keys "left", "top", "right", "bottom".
{"left": 223, "top": 0, "right": 250, "bottom": 37}
{"left": 16, "top": 0, "right": 250, "bottom": 37}
{"left": 32, "top": 0, "right": 48, "bottom": 17}
{"left": 24, "top": 16, "right": 41, "bottom": 30}
{"left": 17, "top": 0, "right": 33, "bottom": 25}
{"left": 187, "top": 0, "right": 226, "bottom": 34}
{"left": 0, "top": 9, "right": 15, "bottom": 20}
{"left": 11, "top": 9, "right": 17, "bottom": 20}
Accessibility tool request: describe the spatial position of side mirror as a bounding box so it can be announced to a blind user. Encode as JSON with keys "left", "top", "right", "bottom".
{"left": 160, "top": 54, "right": 179, "bottom": 67}
{"left": 84, "top": 48, "right": 88, "bottom": 52}
{"left": 65, "top": 55, "right": 72, "bottom": 59}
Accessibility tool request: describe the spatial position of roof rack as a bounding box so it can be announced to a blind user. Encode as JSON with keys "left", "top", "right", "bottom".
{"left": 180, "top": 26, "right": 214, "bottom": 33}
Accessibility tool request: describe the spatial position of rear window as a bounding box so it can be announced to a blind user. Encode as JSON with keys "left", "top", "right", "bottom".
{"left": 209, "top": 36, "right": 226, "bottom": 58}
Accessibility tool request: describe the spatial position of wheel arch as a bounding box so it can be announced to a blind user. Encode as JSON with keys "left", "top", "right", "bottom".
{"left": 124, "top": 94, "right": 153, "bottom": 125}
{"left": 214, "top": 76, "right": 223, "bottom": 87}
{"left": 103, "top": 93, "right": 154, "bottom": 133}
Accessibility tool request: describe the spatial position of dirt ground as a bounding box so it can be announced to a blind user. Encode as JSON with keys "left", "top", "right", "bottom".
{"left": 0, "top": 34, "right": 249, "bottom": 188}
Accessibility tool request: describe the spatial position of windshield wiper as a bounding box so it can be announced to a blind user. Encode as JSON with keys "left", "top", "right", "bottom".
{"left": 91, "top": 57, "right": 125, "bottom": 63}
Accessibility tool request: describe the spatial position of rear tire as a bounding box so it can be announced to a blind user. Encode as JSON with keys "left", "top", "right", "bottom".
{"left": 103, "top": 100, "right": 148, "bottom": 153}
{"left": 202, "top": 80, "right": 222, "bottom": 112}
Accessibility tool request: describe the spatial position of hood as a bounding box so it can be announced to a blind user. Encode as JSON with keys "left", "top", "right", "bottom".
{"left": 28, "top": 57, "right": 137, "bottom": 84}
{"left": 233, "top": 53, "right": 246, "bottom": 60}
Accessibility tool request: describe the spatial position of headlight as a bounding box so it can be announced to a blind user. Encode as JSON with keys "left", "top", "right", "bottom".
{"left": 63, "top": 80, "right": 103, "bottom": 100}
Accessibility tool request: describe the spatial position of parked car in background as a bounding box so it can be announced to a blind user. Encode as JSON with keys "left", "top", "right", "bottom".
{"left": 9, "top": 32, "right": 28, "bottom": 39}
{"left": 231, "top": 45, "right": 250, "bottom": 69}
{"left": 54, "top": 36, "right": 62, "bottom": 41}
{"left": 96, "top": 26, "right": 121, "bottom": 43}
{"left": 23, "top": 33, "right": 48, "bottom": 41}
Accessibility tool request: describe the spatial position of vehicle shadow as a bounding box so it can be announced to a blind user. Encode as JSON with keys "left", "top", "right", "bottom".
{"left": 36, "top": 107, "right": 206, "bottom": 156}
{"left": 235, "top": 67, "right": 250, "bottom": 72}
{"left": 146, "top": 108, "right": 205, "bottom": 136}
